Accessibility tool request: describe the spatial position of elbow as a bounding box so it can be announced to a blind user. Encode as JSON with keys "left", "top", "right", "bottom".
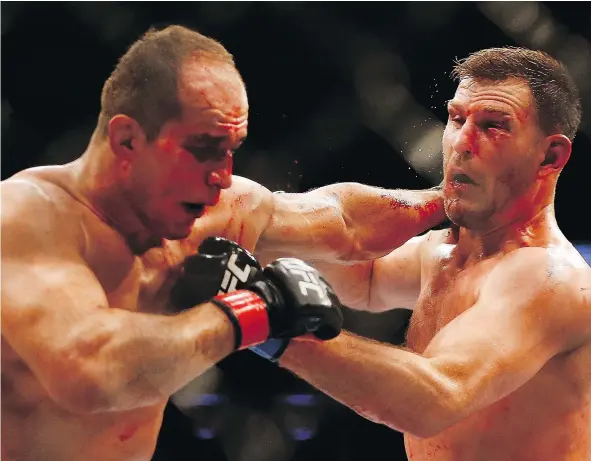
{"left": 45, "top": 329, "right": 123, "bottom": 415}
{"left": 46, "top": 362, "right": 113, "bottom": 415}
{"left": 343, "top": 239, "right": 377, "bottom": 262}
{"left": 404, "top": 410, "right": 456, "bottom": 440}
{"left": 346, "top": 234, "right": 409, "bottom": 262}
{"left": 326, "top": 221, "right": 359, "bottom": 263}
{"left": 380, "top": 399, "right": 459, "bottom": 440}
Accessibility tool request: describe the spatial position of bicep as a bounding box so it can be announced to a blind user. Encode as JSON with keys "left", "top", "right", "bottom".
{"left": 424, "top": 299, "right": 552, "bottom": 418}
{"left": 259, "top": 182, "right": 444, "bottom": 262}
{"left": 422, "top": 253, "right": 588, "bottom": 420}
{"left": 0, "top": 194, "right": 110, "bottom": 395}
{"left": 256, "top": 186, "right": 349, "bottom": 261}
{"left": 2, "top": 254, "right": 109, "bottom": 381}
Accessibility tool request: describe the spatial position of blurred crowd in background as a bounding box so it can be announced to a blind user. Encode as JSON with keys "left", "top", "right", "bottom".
{"left": 2, "top": 2, "right": 590, "bottom": 460}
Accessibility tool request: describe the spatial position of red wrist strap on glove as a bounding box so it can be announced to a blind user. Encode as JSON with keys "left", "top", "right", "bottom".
{"left": 211, "top": 290, "right": 270, "bottom": 350}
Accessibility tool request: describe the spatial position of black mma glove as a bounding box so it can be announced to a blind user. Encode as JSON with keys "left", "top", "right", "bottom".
{"left": 249, "top": 258, "right": 343, "bottom": 340}
{"left": 169, "top": 237, "right": 261, "bottom": 310}
{"left": 212, "top": 257, "right": 344, "bottom": 353}
{"left": 248, "top": 258, "right": 345, "bottom": 362}
{"left": 169, "top": 237, "right": 343, "bottom": 359}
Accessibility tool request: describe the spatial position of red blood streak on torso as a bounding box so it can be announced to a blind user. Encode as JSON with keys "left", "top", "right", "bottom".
{"left": 118, "top": 425, "right": 138, "bottom": 442}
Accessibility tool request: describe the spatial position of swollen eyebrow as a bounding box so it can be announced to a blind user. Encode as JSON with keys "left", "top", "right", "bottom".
{"left": 481, "top": 107, "right": 511, "bottom": 117}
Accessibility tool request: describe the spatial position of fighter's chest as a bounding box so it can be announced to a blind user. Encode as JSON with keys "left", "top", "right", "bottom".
{"left": 406, "top": 257, "right": 496, "bottom": 353}
{"left": 109, "top": 223, "right": 255, "bottom": 313}
{"left": 84, "top": 206, "right": 256, "bottom": 313}
{"left": 86, "top": 246, "right": 177, "bottom": 315}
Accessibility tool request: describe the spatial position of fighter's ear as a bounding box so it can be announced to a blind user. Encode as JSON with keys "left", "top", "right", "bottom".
{"left": 538, "top": 134, "right": 571, "bottom": 177}
{"left": 107, "top": 115, "right": 147, "bottom": 159}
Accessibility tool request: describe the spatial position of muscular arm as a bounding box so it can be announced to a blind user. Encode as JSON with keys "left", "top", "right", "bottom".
{"left": 307, "top": 234, "right": 427, "bottom": 311}
{"left": 254, "top": 180, "right": 444, "bottom": 262}
{"left": 1, "top": 183, "right": 235, "bottom": 415}
{"left": 278, "top": 248, "right": 591, "bottom": 438}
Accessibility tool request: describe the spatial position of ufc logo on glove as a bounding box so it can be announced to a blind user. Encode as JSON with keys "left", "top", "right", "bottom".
{"left": 280, "top": 259, "right": 327, "bottom": 300}
{"left": 219, "top": 253, "right": 258, "bottom": 294}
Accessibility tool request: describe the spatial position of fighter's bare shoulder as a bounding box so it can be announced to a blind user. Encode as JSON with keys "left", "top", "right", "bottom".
{"left": 495, "top": 244, "right": 590, "bottom": 287}
{"left": 484, "top": 244, "right": 591, "bottom": 351}
{"left": 1, "top": 170, "right": 83, "bottom": 249}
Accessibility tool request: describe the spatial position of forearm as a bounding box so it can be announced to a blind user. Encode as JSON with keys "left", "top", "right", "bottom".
{"left": 345, "top": 187, "right": 445, "bottom": 261}
{"left": 66, "top": 303, "right": 235, "bottom": 413}
{"left": 279, "top": 332, "right": 455, "bottom": 437}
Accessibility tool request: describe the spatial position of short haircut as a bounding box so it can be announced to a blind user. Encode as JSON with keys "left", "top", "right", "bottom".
{"left": 98, "top": 25, "right": 236, "bottom": 141}
{"left": 452, "top": 47, "right": 582, "bottom": 140}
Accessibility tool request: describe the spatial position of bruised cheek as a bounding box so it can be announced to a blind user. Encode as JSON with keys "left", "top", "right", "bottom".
{"left": 442, "top": 129, "right": 454, "bottom": 166}
{"left": 149, "top": 139, "right": 188, "bottom": 194}
{"left": 166, "top": 158, "right": 205, "bottom": 189}
{"left": 494, "top": 166, "right": 525, "bottom": 208}
{"left": 155, "top": 136, "right": 179, "bottom": 167}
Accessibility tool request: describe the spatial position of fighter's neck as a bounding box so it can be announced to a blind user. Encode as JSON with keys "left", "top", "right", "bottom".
{"left": 454, "top": 203, "right": 560, "bottom": 259}
{"left": 70, "top": 145, "right": 162, "bottom": 254}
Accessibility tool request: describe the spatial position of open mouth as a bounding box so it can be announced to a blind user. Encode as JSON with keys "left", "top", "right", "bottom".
{"left": 452, "top": 173, "right": 476, "bottom": 185}
{"left": 182, "top": 202, "right": 205, "bottom": 215}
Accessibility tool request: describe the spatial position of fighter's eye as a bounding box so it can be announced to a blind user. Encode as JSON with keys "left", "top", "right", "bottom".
{"left": 183, "top": 145, "right": 227, "bottom": 162}
{"left": 482, "top": 121, "right": 507, "bottom": 131}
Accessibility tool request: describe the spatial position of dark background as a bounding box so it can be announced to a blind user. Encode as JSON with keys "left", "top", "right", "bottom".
{"left": 2, "top": 2, "right": 591, "bottom": 460}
